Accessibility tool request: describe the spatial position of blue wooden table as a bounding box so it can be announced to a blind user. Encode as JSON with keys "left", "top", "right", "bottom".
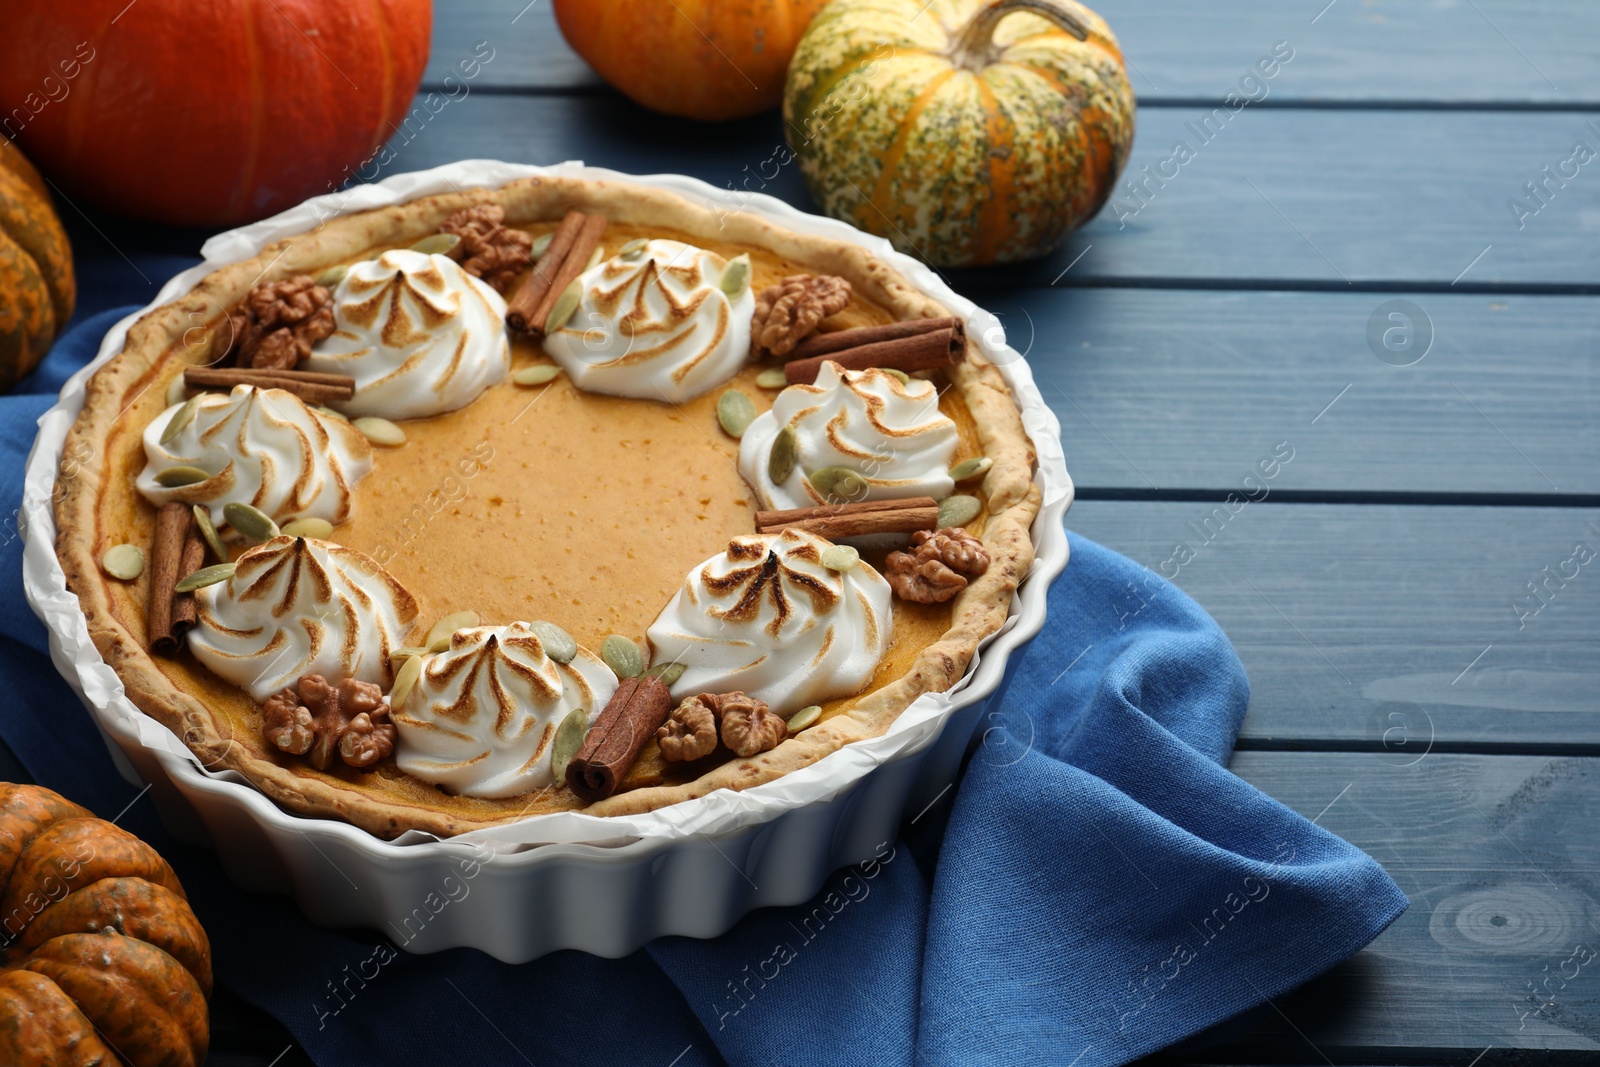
{"left": 40, "top": 2, "right": 1600, "bottom": 1063}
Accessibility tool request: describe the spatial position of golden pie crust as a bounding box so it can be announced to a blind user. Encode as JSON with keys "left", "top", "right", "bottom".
{"left": 54, "top": 176, "right": 1041, "bottom": 839}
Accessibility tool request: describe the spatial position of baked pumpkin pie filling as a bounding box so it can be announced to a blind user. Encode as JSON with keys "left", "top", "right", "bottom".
{"left": 56, "top": 177, "right": 1041, "bottom": 838}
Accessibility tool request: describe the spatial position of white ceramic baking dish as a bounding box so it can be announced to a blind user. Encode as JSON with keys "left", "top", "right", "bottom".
{"left": 21, "top": 161, "right": 1072, "bottom": 962}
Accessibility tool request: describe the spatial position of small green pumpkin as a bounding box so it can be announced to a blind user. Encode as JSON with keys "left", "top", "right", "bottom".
{"left": 784, "top": 0, "right": 1135, "bottom": 266}
{"left": 0, "top": 139, "right": 74, "bottom": 389}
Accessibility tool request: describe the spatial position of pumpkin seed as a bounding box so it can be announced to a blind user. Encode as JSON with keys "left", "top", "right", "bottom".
{"left": 949, "top": 457, "right": 993, "bottom": 483}
{"left": 101, "top": 544, "right": 144, "bottom": 581}
{"left": 154, "top": 465, "right": 212, "bottom": 488}
{"left": 719, "top": 254, "right": 751, "bottom": 298}
{"left": 411, "top": 233, "right": 461, "bottom": 256}
{"left": 585, "top": 246, "right": 604, "bottom": 271}
{"left": 192, "top": 505, "right": 226, "bottom": 562}
{"left": 389, "top": 646, "right": 430, "bottom": 668}
{"left": 173, "top": 562, "right": 236, "bottom": 593}
{"left": 821, "top": 545, "right": 859, "bottom": 573}
{"left": 158, "top": 396, "right": 201, "bottom": 446}
{"left": 315, "top": 405, "right": 350, "bottom": 423}
{"left": 544, "top": 280, "right": 582, "bottom": 334}
{"left": 809, "top": 466, "right": 868, "bottom": 502}
{"left": 550, "top": 707, "right": 590, "bottom": 783}
{"left": 513, "top": 365, "right": 563, "bottom": 387}
{"left": 879, "top": 368, "right": 911, "bottom": 385}
{"left": 755, "top": 368, "right": 788, "bottom": 389}
{"left": 530, "top": 232, "right": 554, "bottom": 260}
{"left": 223, "top": 501, "right": 279, "bottom": 544}
{"left": 644, "top": 660, "right": 686, "bottom": 685}
{"left": 787, "top": 705, "right": 822, "bottom": 734}
{"left": 315, "top": 264, "right": 349, "bottom": 289}
{"left": 601, "top": 634, "right": 644, "bottom": 679}
{"left": 716, "top": 389, "right": 757, "bottom": 438}
{"left": 529, "top": 620, "right": 577, "bottom": 665}
{"left": 353, "top": 417, "right": 407, "bottom": 447}
{"left": 390, "top": 654, "right": 424, "bottom": 710}
{"left": 426, "top": 611, "right": 480, "bottom": 652}
{"left": 767, "top": 426, "right": 797, "bottom": 484}
{"left": 617, "top": 237, "right": 649, "bottom": 259}
{"left": 281, "top": 517, "right": 334, "bottom": 540}
{"left": 938, "top": 494, "right": 982, "bottom": 529}
{"left": 165, "top": 376, "right": 189, "bottom": 408}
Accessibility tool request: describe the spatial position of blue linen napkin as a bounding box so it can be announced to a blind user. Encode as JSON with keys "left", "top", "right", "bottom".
{"left": 0, "top": 309, "right": 1407, "bottom": 1066}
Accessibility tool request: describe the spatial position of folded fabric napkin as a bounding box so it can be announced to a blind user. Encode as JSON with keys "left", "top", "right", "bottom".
{"left": 0, "top": 310, "right": 1406, "bottom": 1066}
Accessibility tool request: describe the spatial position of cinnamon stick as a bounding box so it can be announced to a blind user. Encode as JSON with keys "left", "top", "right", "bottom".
{"left": 506, "top": 211, "right": 611, "bottom": 335}
{"left": 754, "top": 496, "right": 937, "bottom": 531}
{"left": 566, "top": 675, "right": 672, "bottom": 803}
{"left": 190, "top": 366, "right": 354, "bottom": 387}
{"left": 184, "top": 367, "right": 355, "bottom": 405}
{"left": 170, "top": 529, "right": 207, "bottom": 636}
{"left": 759, "top": 506, "right": 939, "bottom": 540}
{"left": 790, "top": 317, "right": 961, "bottom": 361}
{"left": 148, "top": 502, "right": 192, "bottom": 653}
{"left": 784, "top": 324, "right": 966, "bottom": 385}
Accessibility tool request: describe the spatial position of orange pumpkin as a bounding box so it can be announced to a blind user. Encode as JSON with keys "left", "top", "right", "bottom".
{"left": 0, "top": 139, "right": 73, "bottom": 389}
{"left": 0, "top": 0, "right": 433, "bottom": 226}
{"left": 554, "top": 0, "right": 831, "bottom": 121}
{"left": 0, "top": 783, "right": 211, "bottom": 1067}
{"left": 784, "top": 0, "right": 1136, "bottom": 266}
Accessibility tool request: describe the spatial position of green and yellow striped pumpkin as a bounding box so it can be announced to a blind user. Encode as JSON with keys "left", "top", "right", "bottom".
{"left": 784, "top": 0, "right": 1135, "bottom": 267}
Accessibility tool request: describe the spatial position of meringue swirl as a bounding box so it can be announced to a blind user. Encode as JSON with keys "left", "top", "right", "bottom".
{"left": 542, "top": 239, "right": 755, "bottom": 403}
{"left": 646, "top": 529, "right": 893, "bottom": 715}
{"left": 304, "top": 248, "right": 510, "bottom": 418}
{"left": 188, "top": 536, "right": 420, "bottom": 702}
{"left": 137, "top": 385, "right": 374, "bottom": 527}
{"left": 738, "top": 360, "right": 959, "bottom": 511}
{"left": 392, "top": 622, "right": 618, "bottom": 798}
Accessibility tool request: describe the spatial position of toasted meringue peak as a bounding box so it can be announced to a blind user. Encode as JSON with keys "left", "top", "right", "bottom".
{"left": 738, "top": 360, "right": 959, "bottom": 512}
{"left": 542, "top": 239, "right": 754, "bottom": 403}
{"left": 305, "top": 248, "right": 510, "bottom": 419}
{"left": 646, "top": 529, "right": 892, "bottom": 715}
{"left": 137, "top": 385, "right": 373, "bottom": 527}
{"left": 188, "top": 536, "right": 419, "bottom": 702}
{"left": 392, "top": 622, "right": 618, "bottom": 798}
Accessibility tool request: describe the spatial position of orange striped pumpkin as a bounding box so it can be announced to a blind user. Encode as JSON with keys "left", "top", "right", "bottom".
{"left": 554, "top": 0, "right": 831, "bottom": 121}
{"left": 0, "top": 0, "right": 432, "bottom": 226}
{"left": 784, "top": 0, "right": 1135, "bottom": 266}
{"left": 0, "top": 140, "right": 73, "bottom": 389}
{"left": 0, "top": 783, "right": 211, "bottom": 1067}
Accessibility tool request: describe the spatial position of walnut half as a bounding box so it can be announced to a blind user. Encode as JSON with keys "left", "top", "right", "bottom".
{"left": 440, "top": 204, "right": 534, "bottom": 294}
{"left": 751, "top": 274, "right": 852, "bottom": 358}
{"left": 261, "top": 674, "right": 395, "bottom": 771}
{"left": 220, "top": 275, "right": 335, "bottom": 371}
{"left": 657, "top": 697, "right": 719, "bottom": 762}
{"left": 911, "top": 527, "right": 990, "bottom": 577}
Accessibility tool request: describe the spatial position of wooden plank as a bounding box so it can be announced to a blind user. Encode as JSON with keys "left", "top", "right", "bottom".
{"left": 1064, "top": 501, "right": 1600, "bottom": 747}
{"left": 1213, "top": 751, "right": 1600, "bottom": 1058}
{"left": 1000, "top": 289, "right": 1600, "bottom": 498}
{"left": 425, "top": 0, "right": 599, "bottom": 92}
{"left": 426, "top": 0, "right": 1600, "bottom": 107}
{"left": 371, "top": 96, "right": 1600, "bottom": 288}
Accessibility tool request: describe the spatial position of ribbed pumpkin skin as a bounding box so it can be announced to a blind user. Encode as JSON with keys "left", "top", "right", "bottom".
{"left": 0, "top": 0, "right": 432, "bottom": 226}
{"left": 554, "top": 0, "right": 831, "bottom": 121}
{"left": 784, "top": 0, "right": 1135, "bottom": 266}
{"left": 0, "top": 140, "right": 74, "bottom": 389}
{"left": 0, "top": 970, "right": 117, "bottom": 1067}
{"left": 0, "top": 784, "right": 212, "bottom": 1067}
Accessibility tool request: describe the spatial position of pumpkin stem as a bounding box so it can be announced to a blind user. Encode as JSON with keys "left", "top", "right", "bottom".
{"left": 946, "top": 0, "right": 1091, "bottom": 71}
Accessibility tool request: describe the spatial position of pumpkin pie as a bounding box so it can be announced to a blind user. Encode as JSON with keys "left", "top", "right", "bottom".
{"left": 53, "top": 176, "right": 1041, "bottom": 839}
